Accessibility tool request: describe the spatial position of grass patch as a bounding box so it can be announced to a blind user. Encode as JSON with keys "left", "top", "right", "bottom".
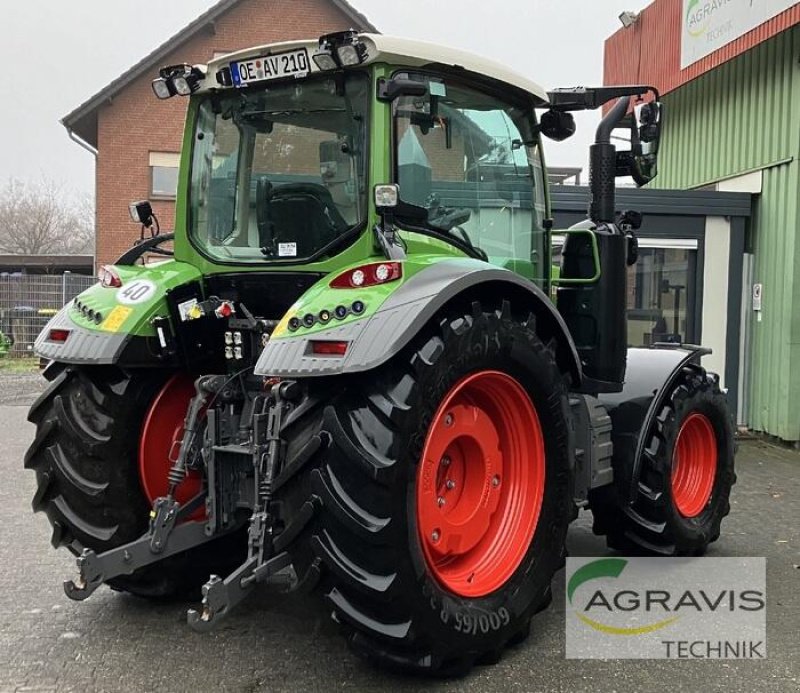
{"left": 0, "top": 357, "right": 40, "bottom": 374}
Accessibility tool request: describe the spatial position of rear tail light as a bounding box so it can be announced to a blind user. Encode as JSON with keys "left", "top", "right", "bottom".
{"left": 330, "top": 262, "right": 402, "bottom": 289}
{"left": 310, "top": 340, "right": 348, "bottom": 356}
{"left": 98, "top": 265, "right": 122, "bottom": 288}
{"left": 47, "top": 329, "right": 71, "bottom": 343}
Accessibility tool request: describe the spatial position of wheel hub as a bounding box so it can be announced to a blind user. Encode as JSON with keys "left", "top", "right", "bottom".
{"left": 416, "top": 370, "right": 545, "bottom": 597}
{"left": 671, "top": 412, "right": 717, "bottom": 518}
{"left": 139, "top": 374, "right": 204, "bottom": 519}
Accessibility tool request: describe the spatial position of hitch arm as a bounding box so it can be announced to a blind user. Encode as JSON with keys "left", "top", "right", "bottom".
{"left": 186, "top": 551, "right": 292, "bottom": 632}
{"left": 63, "top": 521, "right": 233, "bottom": 601}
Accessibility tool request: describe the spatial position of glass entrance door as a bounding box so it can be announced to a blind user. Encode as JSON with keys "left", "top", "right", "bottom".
{"left": 626, "top": 240, "right": 698, "bottom": 347}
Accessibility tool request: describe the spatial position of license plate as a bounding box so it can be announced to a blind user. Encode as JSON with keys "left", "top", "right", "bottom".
{"left": 231, "top": 48, "right": 310, "bottom": 86}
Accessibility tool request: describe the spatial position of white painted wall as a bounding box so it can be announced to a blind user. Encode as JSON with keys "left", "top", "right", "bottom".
{"left": 716, "top": 170, "right": 763, "bottom": 194}
{"left": 701, "top": 216, "right": 732, "bottom": 387}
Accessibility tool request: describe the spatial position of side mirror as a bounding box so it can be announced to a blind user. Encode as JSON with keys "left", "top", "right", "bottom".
{"left": 377, "top": 77, "right": 428, "bottom": 102}
{"left": 630, "top": 101, "right": 662, "bottom": 185}
{"left": 539, "top": 109, "right": 576, "bottom": 142}
{"left": 614, "top": 101, "right": 663, "bottom": 185}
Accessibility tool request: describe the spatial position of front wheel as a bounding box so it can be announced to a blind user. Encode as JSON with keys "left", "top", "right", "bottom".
{"left": 276, "top": 301, "right": 573, "bottom": 674}
{"left": 590, "top": 365, "right": 736, "bottom": 556}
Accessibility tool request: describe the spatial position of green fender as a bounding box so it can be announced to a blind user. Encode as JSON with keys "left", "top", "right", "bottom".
{"left": 33, "top": 260, "right": 203, "bottom": 365}
{"left": 256, "top": 258, "right": 583, "bottom": 384}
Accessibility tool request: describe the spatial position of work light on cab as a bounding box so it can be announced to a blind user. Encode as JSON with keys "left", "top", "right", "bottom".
{"left": 374, "top": 184, "right": 399, "bottom": 208}
{"left": 311, "top": 50, "right": 337, "bottom": 71}
{"left": 312, "top": 30, "right": 367, "bottom": 71}
{"left": 151, "top": 64, "right": 204, "bottom": 99}
{"left": 151, "top": 77, "right": 174, "bottom": 100}
{"left": 330, "top": 262, "right": 402, "bottom": 288}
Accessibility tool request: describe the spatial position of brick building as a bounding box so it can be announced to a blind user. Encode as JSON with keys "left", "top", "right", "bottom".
{"left": 62, "top": 0, "right": 376, "bottom": 269}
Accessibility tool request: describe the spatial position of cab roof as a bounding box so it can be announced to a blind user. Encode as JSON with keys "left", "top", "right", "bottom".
{"left": 204, "top": 33, "right": 549, "bottom": 104}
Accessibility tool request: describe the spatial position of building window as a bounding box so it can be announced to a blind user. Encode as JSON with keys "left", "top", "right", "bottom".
{"left": 626, "top": 240, "right": 698, "bottom": 347}
{"left": 149, "top": 152, "right": 180, "bottom": 199}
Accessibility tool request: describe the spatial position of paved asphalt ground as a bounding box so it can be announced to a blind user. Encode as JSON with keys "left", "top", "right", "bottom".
{"left": 1, "top": 373, "right": 798, "bottom": 692}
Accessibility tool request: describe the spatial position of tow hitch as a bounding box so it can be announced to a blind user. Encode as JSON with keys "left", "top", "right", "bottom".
{"left": 62, "top": 375, "right": 322, "bottom": 628}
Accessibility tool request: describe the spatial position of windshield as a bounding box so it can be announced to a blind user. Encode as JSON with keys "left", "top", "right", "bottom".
{"left": 393, "top": 74, "right": 548, "bottom": 280}
{"left": 189, "top": 73, "right": 369, "bottom": 262}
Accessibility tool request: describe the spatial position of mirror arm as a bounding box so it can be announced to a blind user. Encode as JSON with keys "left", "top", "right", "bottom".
{"left": 597, "top": 96, "right": 630, "bottom": 144}
{"left": 547, "top": 85, "right": 660, "bottom": 111}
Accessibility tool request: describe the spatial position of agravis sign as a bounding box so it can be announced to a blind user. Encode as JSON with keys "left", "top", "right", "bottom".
{"left": 681, "top": 0, "right": 798, "bottom": 69}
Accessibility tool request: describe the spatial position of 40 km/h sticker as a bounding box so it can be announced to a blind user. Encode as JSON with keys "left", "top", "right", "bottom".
{"left": 116, "top": 280, "right": 157, "bottom": 305}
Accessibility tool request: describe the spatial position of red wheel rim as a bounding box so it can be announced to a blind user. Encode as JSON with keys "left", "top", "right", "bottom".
{"left": 416, "top": 370, "right": 545, "bottom": 597}
{"left": 671, "top": 412, "right": 717, "bottom": 518}
{"left": 139, "top": 374, "right": 204, "bottom": 520}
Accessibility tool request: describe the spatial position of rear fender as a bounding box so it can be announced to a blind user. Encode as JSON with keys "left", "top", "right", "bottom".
{"left": 255, "top": 258, "right": 582, "bottom": 384}
{"left": 33, "top": 260, "right": 203, "bottom": 366}
{"left": 597, "top": 344, "right": 711, "bottom": 504}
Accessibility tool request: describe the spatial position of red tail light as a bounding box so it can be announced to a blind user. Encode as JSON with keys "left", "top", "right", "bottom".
{"left": 98, "top": 265, "right": 122, "bottom": 288}
{"left": 330, "top": 262, "right": 402, "bottom": 289}
{"left": 310, "top": 340, "right": 348, "bottom": 356}
{"left": 47, "top": 329, "right": 71, "bottom": 343}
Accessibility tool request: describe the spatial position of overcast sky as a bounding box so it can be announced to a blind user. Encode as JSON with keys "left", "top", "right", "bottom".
{"left": 1, "top": 0, "right": 653, "bottom": 201}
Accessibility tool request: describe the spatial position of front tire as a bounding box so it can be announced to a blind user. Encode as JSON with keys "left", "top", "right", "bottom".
{"left": 277, "top": 301, "right": 573, "bottom": 674}
{"left": 590, "top": 365, "right": 735, "bottom": 556}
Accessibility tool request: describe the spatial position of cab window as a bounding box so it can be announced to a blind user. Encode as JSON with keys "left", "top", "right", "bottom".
{"left": 393, "top": 74, "right": 547, "bottom": 280}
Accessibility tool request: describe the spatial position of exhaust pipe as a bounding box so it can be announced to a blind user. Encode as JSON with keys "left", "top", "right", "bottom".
{"left": 589, "top": 96, "right": 629, "bottom": 223}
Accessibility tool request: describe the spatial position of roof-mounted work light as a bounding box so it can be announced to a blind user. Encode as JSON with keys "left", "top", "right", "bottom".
{"left": 151, "top": 77, "right": 174, "bottom": 100}
{"left": 151, "top": 64, "right": 205, "bottom": 99}
{"left": 312, "top": 48, "right": 338, "bottom": 71}
{"left": 312, "top": 30, "right": 367, "bottom": 71}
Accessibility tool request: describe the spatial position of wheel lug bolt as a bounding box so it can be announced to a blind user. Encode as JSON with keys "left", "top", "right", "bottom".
{"left": 441, "top": 456, "right": 451, "bottom": 467}
{"left": 492, "top": 475, "right": 501, "bottom": 487}
{"left": 444, "top": 413, "right": 454, "bottom": 427}
{"left": 432, "top": 530, "right": 440, "bottom": 542}
{"left": 446, "top": 479, "right": 455, "bottom": 490}
{"left": 437, "top": 497, "right": 446, "bottom": 507}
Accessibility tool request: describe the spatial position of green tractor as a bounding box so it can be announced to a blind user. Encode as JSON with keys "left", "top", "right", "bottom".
{"left": 27, "top": 32, "right": 735, "bottom": 674}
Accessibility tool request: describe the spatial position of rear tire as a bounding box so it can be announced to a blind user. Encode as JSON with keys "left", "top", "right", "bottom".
{"left": 276, "top": 301, "right": 573, "bottom": 674}
{"left": 25, "top": 365, "right": 245, "bottom": 598}
{"left": 590, "top": 365, "right": 735, "bottom": 556}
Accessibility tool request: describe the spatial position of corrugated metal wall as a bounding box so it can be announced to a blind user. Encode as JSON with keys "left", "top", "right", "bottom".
{"left": 748, "top": 164, "right": 800, "bottom": 440}
{"left": 653, "top": 26, "right": 800, "bottom": 441}
{"left": 657, "top": 26, "right": 799, "bottom": 188}
{"left": 604, "top": 0, "right": 800, "bottom": 97}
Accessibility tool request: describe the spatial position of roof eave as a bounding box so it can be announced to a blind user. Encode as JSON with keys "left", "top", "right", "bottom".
{"left": 61, "top": 0, "right": 378, "bottom": 148}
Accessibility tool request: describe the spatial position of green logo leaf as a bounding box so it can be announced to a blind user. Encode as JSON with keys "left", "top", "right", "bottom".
{"left": 567, "top": 558, "right": 627, "bottom": 604}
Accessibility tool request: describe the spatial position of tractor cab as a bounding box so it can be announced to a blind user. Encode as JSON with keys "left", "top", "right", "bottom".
{"left": 155, "top": 32, "right": 555, "bottom": 283}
